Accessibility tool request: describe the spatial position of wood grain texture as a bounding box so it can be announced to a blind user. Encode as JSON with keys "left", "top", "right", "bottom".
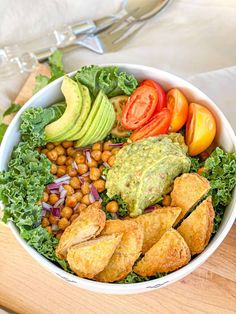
{"left": 0, "top": 223, "right": 235, "bottom": 314}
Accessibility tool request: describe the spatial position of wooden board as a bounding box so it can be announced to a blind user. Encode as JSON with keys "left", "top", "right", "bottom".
{"left": 0, "top": 223, "right": 235, "bottom": 314}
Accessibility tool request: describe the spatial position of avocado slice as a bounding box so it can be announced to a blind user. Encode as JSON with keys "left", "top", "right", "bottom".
{"left": 65, "top": 84, "right": 91, "bottom": 141}
{"left": 96, "top": 102, "right": 116, "bottom": 142}
{"left": 75, "top": 95, "right": 107, "bottom": 147}
{"left": 45, "top": 76, "right": 83, "bottom": 142}
{"left": 72, "top": 90, "right": 104, "bottom": 142}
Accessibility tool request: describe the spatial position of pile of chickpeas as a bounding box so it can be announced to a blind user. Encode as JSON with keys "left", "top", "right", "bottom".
{"left": 37, "top": 140, "right": 122, "bottom": 239}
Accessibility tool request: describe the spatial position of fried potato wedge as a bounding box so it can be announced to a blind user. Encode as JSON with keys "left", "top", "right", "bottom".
{"left": 67, "top": 233, "right": 123, "bottom": 279}
{"left": 95, "top": 220, "right": 143, "bottom": 282}
{"left": 177, "top": 196, "right": 215, "bottom": 255}
{"left": 170, "top": 173, "right": 210, "bottom": 224}
{"left": 56, "top": 205, "right": 105, "bottom": 259}
{"left": 134, "top": 228, "right": 191, "bottom": 276}
{"left": 133, "top": 207, "right": 182, "bottom": 253}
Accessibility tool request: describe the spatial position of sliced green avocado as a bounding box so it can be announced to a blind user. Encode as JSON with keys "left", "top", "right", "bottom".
{"left": 72, "top": 90, "right": 104, "bottom": 142}
{"left": 45, "top": 76, "right": 83, "bottom": 142}
{"left": 96, "top": 101, "right": 116, "bottom": 142}
{"left": 66, "top": 83, "right": 91, "bottom": 140}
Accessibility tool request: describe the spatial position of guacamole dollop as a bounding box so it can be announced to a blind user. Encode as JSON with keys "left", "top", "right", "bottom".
{"left": 106, "top": 134, "right": 191, "bottom": 217}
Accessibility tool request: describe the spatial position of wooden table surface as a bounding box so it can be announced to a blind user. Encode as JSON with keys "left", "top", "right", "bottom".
{"left": 0, "top": 223, "right": 236, "bottom": 314}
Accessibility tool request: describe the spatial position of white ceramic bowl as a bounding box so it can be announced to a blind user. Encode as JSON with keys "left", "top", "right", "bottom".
{"left": 1, "top": 64, "right": 235, "bottom": 295}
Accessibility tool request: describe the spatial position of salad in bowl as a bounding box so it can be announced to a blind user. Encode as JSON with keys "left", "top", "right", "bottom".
{"left": 0, "top": 64, "right": 235, "bottom": 294}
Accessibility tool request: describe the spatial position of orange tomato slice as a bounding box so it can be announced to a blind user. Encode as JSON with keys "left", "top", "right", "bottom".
{"left": 185, "top": 103, "right": 216, "bottom": 156}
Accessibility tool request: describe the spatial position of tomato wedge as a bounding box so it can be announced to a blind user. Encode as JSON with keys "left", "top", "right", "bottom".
{"left": 130, "top": 108, "right": 171, "bottom": 142}
{"left": 122, "top": 85, "right": 158, "bottom": 130}
{"left": 140, "top": 79, "right": 167, "bottom": 113}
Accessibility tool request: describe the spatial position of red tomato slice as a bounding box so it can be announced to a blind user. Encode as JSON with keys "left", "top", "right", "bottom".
{"left": 122, "top": 85, "right": 158, "bottom": 130}
{"left": 140, "top": 80, "right": 167, "bottom": 113}
{"left": 130, "top": 108, "right": 171, "bottom": 142}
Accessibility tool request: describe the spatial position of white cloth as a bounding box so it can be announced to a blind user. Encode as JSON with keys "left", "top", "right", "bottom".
{"left": 0, "top": 0, "right": 236, "bottom": 129}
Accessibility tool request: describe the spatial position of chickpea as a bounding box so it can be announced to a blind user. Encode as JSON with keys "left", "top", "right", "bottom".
{"left": 46, "top": 226, "right": 52, "bottom": 234}
{"left": 93, "top": 201, "right": 102, "bottom": 209}
{"left": 108, "top": 155, "right": 115, "bottom": 167}
{"left": 63, "top": 184, "right": 74, "bottom": 196}
{"left": 92, "top": 142, "right": 103, "bottom": 151}
{"left": 62, "top": 141, "right": 73, "bottom": 148}
{"left": 70, "top": 214, "right": 79, "bottom": 222}
{"left": 67, "top": 147, "right": 76, "bottom": 157}
{"left": 58, "top": 217, "right": 70, "bottom": 230}
{"left": 90, "top": 167, "right": 101, "bottom": 181}
{"left": 74, "top": 191, "right": 83, "bottom": 202}
{"left": 41, "top": 148, "right": 48, "bottom": 155}
{"left": 74, "top": 150, "right": 84, "bottom": 158}
{"left": 46, "top": 143, "right": 55, "bottom": 150}
{"left": 65, "top": 157, "right": 74, "bottom": 166}
{"left": 99, "top": 165, "right": 105, "bottom": 172}
{"left": 42, "top": 191, "right": 49, "bottom": 203}
{"left": 78, "top": 203, "right": 87, "bottom": 212}
{"left": 81, "top": 181, "right": 90, "bottom": 195}
{"left": 91, "top": 150, "right": 102, "bottom": 161}
{"left": 87, "top": 158, "right": 98, "bottom": 168}
{"left": 103, "top": 141, "right": 113, "bottom": 151}
{"left": 75, "top": 155, "right": 86, "bottom": 164}
{"left": 101, "top": 151, "right": 112, "bottom": 162}
{"left": 56, "top": 155, "right": 66, "bottom": 166}
{"left": 35, "top": 147, "right": 41, "bottom": 153}
{"left": 56, "top": 231, "right": 63, "bottom": 240}
{"left": 61, "top": 206, "right": 73, "bottom": 219}
{"left": 57, "top": 165, "right": 67, "bottom": 177}
{"left": 81, "top": 194, "right": 91, "bottom": 205}
{"left": 49, "top": 193, "right": 59, "bottom": 205}
{"left": 93, "top": 179, "right": 106, "bottom": 193}
{"left": 53, "top": 141, "right": 61, "bottom": 146}
{"left": 77, "top": 163, "right": 89, "bottom": 175}
{"left": 49, "top": 214, "right": 59, "bottom": 225}
{"left": 54, "top": 145, "right": 65, "bottom": 156}
{"left": 65, "top": 195, "right": 77, "bottom": 208}
{"left": 47, "top": 150, "right": 58, "bottom": 161}
{"left": 106, "top": 201, "right": 119, "bottom": 213}
{"left": 50, "top": 164, "right": 58, "bottom": 175}
{"left": 162, "top": 195, "right": 171, "bottom": 206}
{"left": 67, "top": 165, "right": 77, "bottom": 177}
{"left": 70, "top": 177, "right": 81, "bottom": 189}
{"left": 111, "top": 148, "right": 120, "bottom": 155}
{"left": 41, "top": 217, "right": 50, "bottom": 227}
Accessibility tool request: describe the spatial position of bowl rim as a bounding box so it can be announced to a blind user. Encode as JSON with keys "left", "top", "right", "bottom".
{"left": 1, "top": 63, "right": 236, "bottom": 294}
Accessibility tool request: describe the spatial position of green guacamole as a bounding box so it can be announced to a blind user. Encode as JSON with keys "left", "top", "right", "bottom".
{"left": 106, "top": 134, "right": 191, "bottom": 217}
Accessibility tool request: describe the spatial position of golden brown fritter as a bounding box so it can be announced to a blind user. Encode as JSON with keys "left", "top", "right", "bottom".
{"left": 95, "top": 220, "right": 143, "bottom": 282}
{"left": 56, "top": 204, "right": 106, "bottom": 259}
{"left": 133, "top": 228, "right": 191, "bottom": 276}
{"left": 67, "top": 233, "right": 123, "bottom": 279}
{"left": 177, "top": 196, "right": 215, "bottom": 255}
{"left": 133, "top": 207, "right": 182, "bottom": 253}
{"left": 170, "top": 173, "right": 210, "bottom": 224}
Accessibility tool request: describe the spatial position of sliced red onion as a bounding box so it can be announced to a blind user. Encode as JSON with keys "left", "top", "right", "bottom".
{"left": 85, "top": 150, "right": 92, "bottom": 163}
{"left": 111, "top": 212, "right": 118, "bottom": 219}
{"left": 75, "top": 145, "right": 92, "bottom": 151}
{"left": 72, "top": 160, "right": 78, "bottom": 170}
{"left": 51, "top": 207, "right": 61, "bottom": 217}
{"left": 54, "top": 198, "right": 65, "bottom": 208}
{"left": 101, "top": 174, "right": 106, "bottom": 180}
{"left": 78, "top": 176, "right": 85, "bottom": 184}
{"left": 74, "top": 202, "right": 80, "bottom": 211}
{"left": 42, "top": 202, "right": 52, "bottom": 210}
{"left": 54, "top": 174, "right": 71, "bottom": 184}
{"left": 52, "top": 224, "right": 59, "bottom": 232}
{"left": 98, "top": 197, "right": 103, "bottom": 203}
{"left": 89, "top": 193, "right": 96, "bottom": 203}
{"left": 60, "top": 188, "right": 67, "bottom": 199}
{"left": 144, "top": 205, "right": 157, "bottom": 213}
{"left": 103, "top": 162, "right": 111, "bottom": 168}
{"left": 47, "top": 182, "right": 61, "bottom": 190}
{"left": 82, "top": 171, "right": 90, "bottom": 177}
{"left": 108, "top": 143, "right": 124, "bottom": 147}
{"left": 89, "top": 184, "right": 100, "bottom": 200}
{"left": 41, "top": 209, "right": 46, "bottom": 217}
{"left": 50, "top": 189, "right": 60, "bottom": 194}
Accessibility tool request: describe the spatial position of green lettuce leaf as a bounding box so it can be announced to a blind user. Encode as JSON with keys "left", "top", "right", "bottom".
{"left": 34, "top": 75, "right": 49, "bottom": 94}
{"left": 3, "top": 103, "right": 21, "bottom": 117}
{"left": 0, "top": 123, "right": 8, "bottom": 143}
{"left": 75, "top": 65, "right": 138, "bottom": 98}
{"left": 118, "top": 272, "right": 167, "bottom": 284}
{"left": 100, "top": 190, "right": 128, "bottom": 218}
